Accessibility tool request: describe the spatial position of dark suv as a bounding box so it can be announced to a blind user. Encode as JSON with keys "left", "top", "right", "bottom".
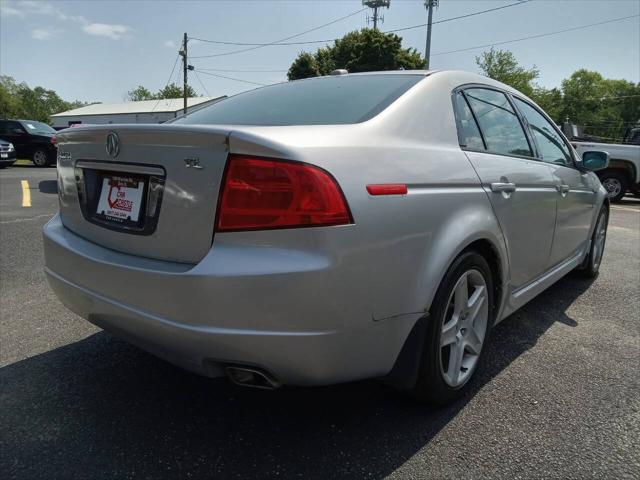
{"left": 0, "top": 119, "right": 57, "bottom": 167}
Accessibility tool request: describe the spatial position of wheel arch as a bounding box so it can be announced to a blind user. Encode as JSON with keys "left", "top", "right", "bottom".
{"left": 382, "top": 234, "right": 508, "bottom": 391}
{"left": 598, "top": 160, "right": 635, "bottom": 183}
{"left": 414, "top": 207, "right": 509, "bottom": 327}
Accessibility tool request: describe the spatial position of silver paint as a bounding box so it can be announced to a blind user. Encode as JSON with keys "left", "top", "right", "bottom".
{"left": 43, "top": 70, "right": 608, "bottom": 386}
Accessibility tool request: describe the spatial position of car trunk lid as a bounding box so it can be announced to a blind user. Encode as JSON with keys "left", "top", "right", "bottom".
{"left": 56, "top": 124, "right": 230, "bottom": 264}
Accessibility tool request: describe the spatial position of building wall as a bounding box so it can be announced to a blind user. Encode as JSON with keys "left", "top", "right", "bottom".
{"left": 52, "top": 112, "right": 175, "bottom": 129}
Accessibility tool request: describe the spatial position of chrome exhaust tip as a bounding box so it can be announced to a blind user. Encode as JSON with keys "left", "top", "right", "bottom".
{"left": 225, "top": 366, "right": 281, "bottom": 390}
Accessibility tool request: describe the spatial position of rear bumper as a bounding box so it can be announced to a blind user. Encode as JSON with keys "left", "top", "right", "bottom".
{"left": 0, "top": 152, "right": 16, "bottom": 165}
{"left": 43, "top": 214, "right": 419, "bottom": 386}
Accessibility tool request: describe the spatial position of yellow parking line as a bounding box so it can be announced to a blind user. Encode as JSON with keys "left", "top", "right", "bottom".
{"left": 21, "top": 180, "right": 31, "bottom": 207}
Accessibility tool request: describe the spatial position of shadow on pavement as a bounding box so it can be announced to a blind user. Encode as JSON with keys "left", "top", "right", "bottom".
{"left": 1, "top": 274, "right": 593, "bottom": 479}
{"left": 38, "top": 180, "right": 58, "bottom": 194}
{"left": 618, "top": 197, "right": 640, "bottom": 207}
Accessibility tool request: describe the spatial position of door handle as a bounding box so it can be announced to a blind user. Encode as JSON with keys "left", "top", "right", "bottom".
{"left": 556, "top": 184, "right": 570, "bottom": 195}
{"left": 491, "top": 182, "right": 517, "bottom": 193}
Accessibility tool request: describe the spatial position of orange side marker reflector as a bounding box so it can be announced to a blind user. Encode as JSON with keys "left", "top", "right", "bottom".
{"left": 366, "top": 184, "right": 408, "bottom": 196}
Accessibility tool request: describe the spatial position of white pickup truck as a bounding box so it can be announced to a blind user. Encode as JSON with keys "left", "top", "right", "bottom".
{"left": 572, "top": 140, "right": 640, "bottom": 202}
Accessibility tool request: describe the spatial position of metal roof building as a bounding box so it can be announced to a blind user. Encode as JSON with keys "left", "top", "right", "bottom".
{"left": 51, "top": 96, "right": 226, "bottom": 129}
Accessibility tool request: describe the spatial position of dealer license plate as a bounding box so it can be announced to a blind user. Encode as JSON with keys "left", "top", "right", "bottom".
{"left": 96, "top": 175, "right": 145, "bottom": 223}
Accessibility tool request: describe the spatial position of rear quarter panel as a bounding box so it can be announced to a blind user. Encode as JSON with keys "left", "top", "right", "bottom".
{"left": 226, "top": 73, "right": 508, "bottom": 324}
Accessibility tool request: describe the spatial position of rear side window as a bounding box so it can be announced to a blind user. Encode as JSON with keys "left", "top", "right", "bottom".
{"left": 464, "top": 88, "right": 532, "bottom": 158}
{"left": 174, "top": 75, "right": 423, "bottom": 126}
{"left": 453, "top": 91, "right": 484, "bottom": 150}
{"left": 513, "top": 98, "right": 573, "bottom": 166}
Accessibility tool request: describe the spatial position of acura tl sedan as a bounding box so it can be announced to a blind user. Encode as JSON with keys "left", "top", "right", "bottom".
{"left": 44, "top": 70, "right": 609, "bottom": 404}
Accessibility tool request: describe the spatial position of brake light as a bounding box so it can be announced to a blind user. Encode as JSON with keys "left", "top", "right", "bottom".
{"left": 51, "top": 136, "right": 57, "bottom": 146}
{"left": 217, "top": 155, "right": 352, "bottom": 231}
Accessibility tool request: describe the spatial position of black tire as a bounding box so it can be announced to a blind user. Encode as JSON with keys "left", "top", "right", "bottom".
{"left": 580, "top": 206, "right": 608, "bottom": 279}
{"left": 599, "top": 170, "right": 628, "bottom": 202}
{"left": 32, "top": 149, "right": 50, "bottom": 167}
{"left": 411, "top": 250, "right": 494, "bottom": 405}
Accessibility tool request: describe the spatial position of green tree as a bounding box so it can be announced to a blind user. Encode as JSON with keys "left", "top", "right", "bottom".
{"left": 156, "top": 82, "right": 197, "bottom": 99}
{"left": 127, "top": 85, "right": 155, "bottom": 101}
{"left": 287, "top": 53, "right": 320, "bottom": 82}
{"left": 531, "top": 87, "right": 563, "bottom": 123}
{"left": 0, "top": 76, "right": 88, "bottom": 123}
{"left": 0, "top": 76, "right": 26, "bottom": 119}
{"left": 287, "top": 28, "right": 426, "bottom": 80}
{"left": 559, "top": 69, "right": 640, "bottom": 141}
{"left": 475, "top": 48, "right": 539, "bottom": 97}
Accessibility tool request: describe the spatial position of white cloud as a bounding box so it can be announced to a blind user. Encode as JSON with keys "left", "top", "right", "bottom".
{"left": 0, "top": 3, "right": 23, "bottom": 16}
{"left": 31, "top": 28, "right": 55, "bottom": 40}
{"left": 164, "top": 40, "right": 176, "bottom": 49}
{"left": 82, "top": 23, "right": 131, "bottom": 40}
{"left": 2, "top": 1, "right": 130, "bottom": 39}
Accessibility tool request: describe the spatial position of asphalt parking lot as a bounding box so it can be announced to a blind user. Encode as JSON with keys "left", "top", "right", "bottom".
{"left": 1, "top": 165, "right": 639, "bottom": 479}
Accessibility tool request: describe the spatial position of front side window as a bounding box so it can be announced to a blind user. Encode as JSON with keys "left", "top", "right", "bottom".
{"left": 174, "top": 74, "right": 424, "bottom": 126}
{"left": 464, "top": 88, "right": 532, "bottom": 158}
{"left": 453, "top": 91, "right": 484, "bottom": 150}
{"left": 514, "top": 98, "right": 572, "bottom": 166}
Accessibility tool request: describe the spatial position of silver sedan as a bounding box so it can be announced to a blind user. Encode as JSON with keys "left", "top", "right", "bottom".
{"left": 44, "top": 70, "right": 610, "bottom": 404}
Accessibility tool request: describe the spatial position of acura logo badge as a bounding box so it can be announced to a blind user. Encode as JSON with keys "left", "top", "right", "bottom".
{"left": 106, "top": 132, "right": 120, "bottom": 158}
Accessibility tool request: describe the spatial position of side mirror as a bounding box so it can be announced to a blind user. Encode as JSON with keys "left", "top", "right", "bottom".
{"left": 581, "top": 150, "right": 609, "bottom": 171}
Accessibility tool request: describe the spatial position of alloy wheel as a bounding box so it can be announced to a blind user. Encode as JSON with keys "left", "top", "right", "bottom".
{"left": 592, "top": 212, "right": 607, "bottom": 271}
{"left": 602, "top": 178, "right": 622, "bottom": 199}
{"left": 33, "top": 151, "right": 48, "bottom": 167}
{"left": 439, "top": 269, "right": 489, "bottom": 387}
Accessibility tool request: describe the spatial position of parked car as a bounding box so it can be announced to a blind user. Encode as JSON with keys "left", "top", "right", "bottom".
{"left": 0, "top": 119, "right": 57, "bottom": 167}
{"left": 43, "top": 71, "right": 610, "bottom": 404}
{"left": 0, "top": 140, "right": 17, "bottom": 168}
{"left": 572, "top": 140, "right": 640, "bottom": 201}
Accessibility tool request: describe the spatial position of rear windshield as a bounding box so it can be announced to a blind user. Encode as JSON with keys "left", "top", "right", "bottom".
{"left": 174, "top": 74, "right": 423, "bottom": 126}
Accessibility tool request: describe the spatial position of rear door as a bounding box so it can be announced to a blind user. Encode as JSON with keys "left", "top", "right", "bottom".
{"left": 512, "top": 97, "right": 597, "bottom": 266}
{"left": 455, "top": 87, "right": 558, "bottom": 289}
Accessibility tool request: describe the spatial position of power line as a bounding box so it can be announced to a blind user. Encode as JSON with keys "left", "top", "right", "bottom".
{"left": 189, "top": 1, "right": 530, "bottom": 50}
{"left": 151, "top": 53, "right": 180, "bottom": 112}
{"left": 193, "top": 12, "right": 640, "bottom": 76}
{"left": 192, "top": 69, "right": 211, "bottom": 97}
{"left": 190, "top": 8, "right": 366, "bottom": 59}
{"left": 197, "top": 67, "right": 288, "bottom": 73}
{"left": 431, "top": 14, "right": 640, "bottom": 56}
{"left": 195, "top": 69, "right": 268, "bottom": 87}
{"left": 391, "top": 0, "right": 529, "bottom": 34}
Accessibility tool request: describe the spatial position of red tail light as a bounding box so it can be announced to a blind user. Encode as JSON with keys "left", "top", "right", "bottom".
{"left": 51, "top": 135, "right": 57, "bottom": 146}
{"left": 217, "top": 155, "right": 352, "bottom": 232}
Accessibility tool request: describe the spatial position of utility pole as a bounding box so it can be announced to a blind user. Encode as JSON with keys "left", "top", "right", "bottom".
{"left": 424, "top": 0, "right": 438, "bottom": 69}
{"left": 363, "top": 0, "right": 390, "bottom": 30}
{"left": 180, "top": 32, "right": 188, "bottom": 115}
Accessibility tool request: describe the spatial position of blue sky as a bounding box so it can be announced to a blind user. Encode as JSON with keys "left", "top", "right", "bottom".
{"left": 1, "top": 0, "right": 638, "bottom": 104}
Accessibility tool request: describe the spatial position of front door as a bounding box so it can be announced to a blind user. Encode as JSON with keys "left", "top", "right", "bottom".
{"left": 512, "top": 98, "right": 597, "bottom": 266}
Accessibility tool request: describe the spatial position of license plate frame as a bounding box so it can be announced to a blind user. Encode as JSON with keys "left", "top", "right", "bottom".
{"left": 94, "top": 173, "right": 147, "bottom": 228}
